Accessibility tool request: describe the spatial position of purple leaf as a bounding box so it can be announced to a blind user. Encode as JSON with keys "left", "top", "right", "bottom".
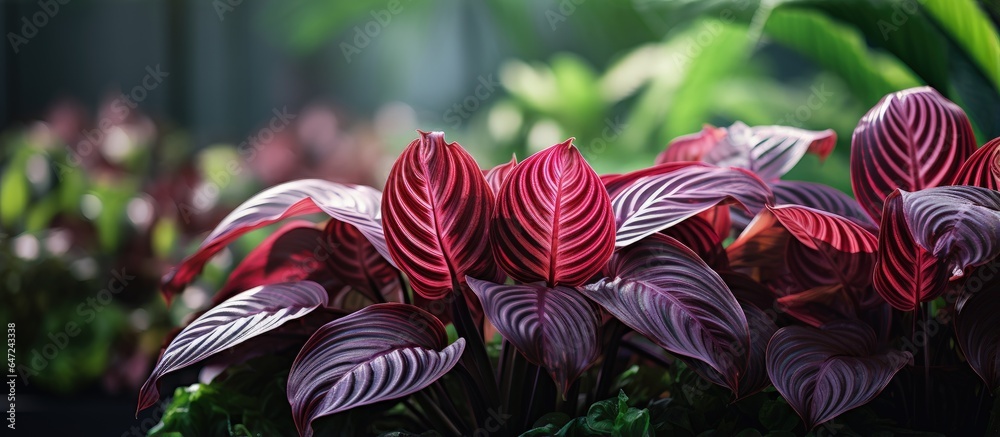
{"left": 900, "top": 186, "right": 1000, "bottom": 277}
{"left": 137, "top": 281, "right": 329, "bottom": 414}
{"left": 287, "top": 303, "right": 464, "bottom": 437}
{"left": 585, "top": 234, "right": 750, "bottom": 393}
{"left": 850, "top": 87, "right": 976, "bottom": 223}
{"left": 466, "top": 276, "right": 601, "bottom": 394}
{"left": 766, "top": 321, "right": 911, "bottom": 429}
{"left": 703, "top": 122, "right": 837, "bottom": 181}
{"left": 873, "top": 191, "right": 948, "bottom": 312}
{"left": 955, "top": 261, "right": 1000, "bottom": 391}
{"left": 162, "top": 179, "right": 391, "bottom": 304}
{"left": 612, "top": 165, "right": 773, "bottom": 247}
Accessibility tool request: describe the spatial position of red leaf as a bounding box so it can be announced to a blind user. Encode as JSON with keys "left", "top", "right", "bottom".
{"left": 586, "top": 235, "right": 750, "bottom": 393}
{"left": 613, "top": 165, "right": 773, "bottom": 247}
{"left": 213, "top": 221, "right": 342, "bottom": 305}
{"left": 602, "top": 162, "right": 703, "bottom": 198}
{"left": 137, "top": 282, "right": 329, "bottom": 414}
{"left": 873, "top": 191, "right": 948, "bottom": 312}
{"left": 766, "top": 321, "right": 911, "bottom": 429}
{"left": 952, "top": 137, "right": 1000, "bottom": 190}
{"left": 491, "top": 139, "right": 616, "bottom": 287}
{"left": 161, "top": 179, "right": 390, "bottom": 304}
{"left": 466, "top": 277, "right": 601, "bottom": 394}
{"left": 661, "top": 215, "right": 729, "bottom": 270}
{"left": 484, "top": 154, "right": 518, "bottom": 195}
{"left": 656, "top": 124, "right": 727, "bottom": 164}
{"left": 770, "top": 180, "right": 876, "bottom": 230}
{"left": 850, "top": 87, "right": 976, "bottom": 223}
{"left": 287, "top": 303, "right": 464, "bottom": 437}
{"left": 382, "top": 131, "right": 501, "bottom": 299}
{"left": 321, "top": 218, "right": 402, "bottom": 305}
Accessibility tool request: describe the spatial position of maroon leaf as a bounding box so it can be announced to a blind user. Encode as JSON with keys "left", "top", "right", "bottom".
{"left": 873, "top": 191, "right": 947, "bottom": 312}
{"left": 771, "top": 180, "right": 876, "bottom": 230}
{"left": 484, "top": 154, "right": 518, "bottom": 195}
{"left": 491, "top": 139, "right": 616, "bottom": 286}
{"left": 137, "top": 282, "right": 329, "bottom": 413}
{"left": 213, "top": 221, "right": 341, "bottom": 305}
{"left": 955, "top": 261, "right": 1000, "bottom": 391}
{"left": 382, "top": 131, "right": 501, "bottom": 299}
{"left": 703, "top": 122, "right": 837, "bottom": 181}
{"left": 161, "top": 179, "right": 390, "bottom": 304}
{"left": 900, "top": 186, "right": 1000, "bottom": 277}
{"left": 661, "top": 215, "right": 729, "bottom": 269}
{"left": 321, "top": 218, "right": 402, "bottom": 305}
{"left": 286, "top": 303, "right": 464, "bottom": 437}
{"left": 466, "top": 277, "right": 601, "bottom": 393}
{"left": 612, "top": 165, "right": 773, "bottom": 247}
{"left": 952, "top": 137, "right": 1000, "bottom": 190}
{"left": 766, "top": 321, "right": 912, "bottom": 429}
{"left": 656, "top": 124, "right": 727, "bottom": 164}
{"left": 850, "top": 87, "right": 976, "bottom": 223}
{"left": 585, "top": 235, "right": 750, "bottom": 392}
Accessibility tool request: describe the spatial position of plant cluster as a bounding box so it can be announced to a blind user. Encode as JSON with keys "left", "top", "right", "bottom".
{"left": 139, "top": 86, "right": 1000, "bottom": 436}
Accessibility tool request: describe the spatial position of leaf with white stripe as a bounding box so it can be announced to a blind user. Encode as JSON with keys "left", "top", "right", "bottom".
{"left": 162, "top": 179, "right": 391, "bottom": 303}
{"left": 586, "top": 235, "right": 750, "bottom": 393}
{"left": 613, "top": 165, "right": 773, "bottom": 247}
{"left": 287, "top": 304, "right": 464, "bottom": 437}
{"left": 137, "top": 281, "right": 329, "bottom": 413}
{"left": 466, "top": 277, "right": 601, "bottom": 394}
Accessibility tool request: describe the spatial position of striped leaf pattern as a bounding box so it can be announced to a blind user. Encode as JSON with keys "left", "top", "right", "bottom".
{"left": 213, "top": 221, "right": 342, "bottom": 306}
{"left": 484, "top": 154, "right": 518, "bottom": 195}
{"left": 286, "top": 304, "right": 464, "bottom": 437}
{"left": 382, "top": 131, "right": 501, "bottom": 299}
{"left": 491, "top": 139, "right": 616, "bottom": 286}
{"left": 850, "top": 87, "right": 976, "bottom": 223}
{"left": 899, "top": 186, "right": 1000, "bottom": 277}
{"left": 586, "top": 235, "right": 750, "bottom": 393}
{"left": 953, "top": 137, "right": 1000, "bottom": 189}
{"left": 322, "top": 218, "right": 402, "bottom": 305}
{"left": 466, "top": 277, "right": 601, "bottom": 393}
{"left": 613, "top": 165, "right": 773, "bottom": 248}
{"left": 703, "top": 122, "right": 837, "bottom": 181}
{"left": 660, "top": 215, "right": 729, "bottom": 269}
{"left": 770, "top": 205, "right": 877, "bottom": 290}
{"left": 766, "top": 321, "right": 912, "bottom": 429}
{"left": 873, "top": 191, "right": 948, "bottom": 311}
{"left": 656, "top": 124, "right": 727, "bottom": 164}
{"left": 161, "top": 179, "right": 390, "bottom": 303}
{"left": 771, "top": 180, "right": 876, "bottom": 230}
{"left": 602, "top": 162, "right": 703, "bottom": 198}
{"left": 137, "top": 281, "right": 329, "bottom": 413}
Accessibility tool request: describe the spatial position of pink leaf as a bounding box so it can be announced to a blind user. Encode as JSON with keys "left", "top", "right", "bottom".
{"left": 382, "top": 131, "right": 501, "bottom": 299}
{"left": 952, "top": 137, "right": 1000, "bottom": 190}
{"left": 656, "top": 124, "right": 727, "bottom": 164}
{"left": 491, "top": 139, "right": 616, "bottom": 287}
{"left": 484, "top": 154, "right": 518, "bottom": 195}
{"left": 703, "top": 122, "right": 837, "bottom": 181}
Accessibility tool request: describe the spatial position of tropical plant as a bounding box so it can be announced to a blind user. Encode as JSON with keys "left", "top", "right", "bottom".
{"left": 138, "top": 86, "right": 1000, "bottom": 436}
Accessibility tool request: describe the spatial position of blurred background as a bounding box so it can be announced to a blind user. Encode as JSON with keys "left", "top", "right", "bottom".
{"left": 0, "top": 0, "right": 997, "bottom": 434}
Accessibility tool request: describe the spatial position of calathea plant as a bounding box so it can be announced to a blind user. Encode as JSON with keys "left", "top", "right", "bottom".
{"left": 138, "top": 86, "right": 1000, "bottom": 436}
